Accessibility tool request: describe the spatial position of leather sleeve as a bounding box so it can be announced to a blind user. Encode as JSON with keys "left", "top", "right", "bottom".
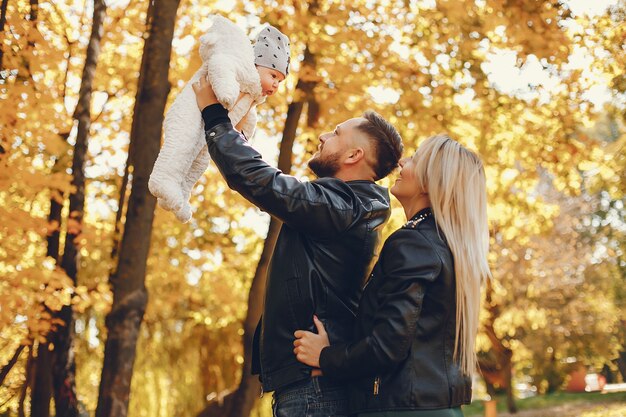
{"left": 319, "top": 228, "right": 442, "bottom": 379}
{"left": 205, "top": 123, "right": 357, "bottom": 238}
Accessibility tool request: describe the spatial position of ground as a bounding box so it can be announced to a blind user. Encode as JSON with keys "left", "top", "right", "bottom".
{"left": 463, "top": 391, "right": 626, "bottom": 417}
{"left": 493, "top": 402, "right": 626, "bottom": 417}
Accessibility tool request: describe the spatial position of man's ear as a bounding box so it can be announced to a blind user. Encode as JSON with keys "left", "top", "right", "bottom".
{"left": 344, "top": 148, "right": 365, "bottom": 165}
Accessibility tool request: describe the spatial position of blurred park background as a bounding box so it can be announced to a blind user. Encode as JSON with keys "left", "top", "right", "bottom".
{"left": 0, "top": 0, "right": 625, "bottom": 416}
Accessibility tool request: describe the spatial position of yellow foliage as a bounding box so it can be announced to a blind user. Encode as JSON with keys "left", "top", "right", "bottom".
{"left": 1, "top": 0, "right": 624, "bottom": 415}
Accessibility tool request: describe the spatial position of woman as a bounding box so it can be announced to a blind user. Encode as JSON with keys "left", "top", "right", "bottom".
{"left": 293, "top": 134, "right": 491, "bottom": 416}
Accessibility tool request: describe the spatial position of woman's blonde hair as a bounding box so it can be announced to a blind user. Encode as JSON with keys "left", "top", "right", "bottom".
{"left": 412, "top": 134, "right": 491, "bottom": 378}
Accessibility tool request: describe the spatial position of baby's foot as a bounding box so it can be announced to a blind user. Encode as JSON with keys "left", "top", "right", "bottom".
{"left": 157, "top": 197, "right": 178, "bottom": 211}
{"left": 174, "top": 202, "right": 193, "bottom": 223}
{"left": 149, "top": 176, "right": 184, "bottom": 212}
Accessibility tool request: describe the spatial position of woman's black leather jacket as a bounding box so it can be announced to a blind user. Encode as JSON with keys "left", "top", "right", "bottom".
{"left": 319, "top": 208, "right": 472, "bottom": 413}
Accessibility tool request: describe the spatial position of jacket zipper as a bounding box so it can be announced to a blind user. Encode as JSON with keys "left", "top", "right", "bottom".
{"left": 259, "top": 322, "right": 265, "bottom": 398}
{"left": 373, "top": 376, "right": 381, "bottom": 395}
{"left": 362, "top": 273, "right": 375, "bottom": 291}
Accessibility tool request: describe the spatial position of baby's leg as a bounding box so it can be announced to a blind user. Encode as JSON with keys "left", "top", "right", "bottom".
{"left": 206, "top": 55, "right": 240, "bottom": 110}
{"left": 174, "top": 133, "right": 210, "bottom": 223}
{"left": 149, "top": 70, "right": 204, "bottom": 212}
{"left": 240, "top": 104, "right": 258, "bottom": 139}
{"left": 228, "top": 93, "right": 255, "bottom": 128}
{"left": 174, "top": 92, "right": 253, "bottom": 221}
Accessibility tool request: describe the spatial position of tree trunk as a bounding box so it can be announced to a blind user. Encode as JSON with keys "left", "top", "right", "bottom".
{"left": 0, "top": 344, "right": 25, "bottom": 386}
{"left": 196, "top": 45, "right": 318, "bottom": 417}
{"left": 18, "top": 346, "right": 33, "bottom": 417}
{"left": 0, "top": 0, "right": 9, "bottom": 74}
{"left": 478, "top": 352, "right": 504, "bottom": 399}
{"left": 484, "top": 380, "right": 497, "bottom": 398}
{"left": 545, "top": 350, "right": 565, "bottom": 393}
{"left": 95, "top": 1, "right": 180, "bottom": 417}
{"left": 22, "top": 2, "right": 57, "bottom": 416}
{"left": 51, "top": 2, "right": 107, "bottom": 416}
{"left": 31, "top": 343, "right": 52, "bottom": 417}
{"left": 0, "top": 0, "right": 7, "bottom": 35}
{"left": 20, "top": 0, "right": 36, "bottom": 79}
{"left": 28, "top": 0, "right": 37, "bottom": 20}
{"left": 503, "top": 353, "right": 515, "bottom": 413}
{"left": 45, "top": 133, "right": 72, "bottom": 263}
{"left": 110, "top": 163, "right": 129, "bottom": 265}
{"left": 483, "top": 280, "right": 517, "bottom": 413}
{"left": 617, "top": 350, "right": 626, "bottom": 381}
{"left": 31, "top": 137, "right": 71, "bottom": 417}
{"left": 32, "top": 146, "right": 70, "bottom": 417}
{"left": 109, "top": 0, "right": 152, "bottom": 272}
{"left": 46, "top": 192, "right": 64, "bottom": 261}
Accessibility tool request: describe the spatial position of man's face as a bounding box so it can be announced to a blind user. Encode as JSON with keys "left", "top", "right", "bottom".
{"left": 308, "top": 118, "right": 366, "bottom": 178}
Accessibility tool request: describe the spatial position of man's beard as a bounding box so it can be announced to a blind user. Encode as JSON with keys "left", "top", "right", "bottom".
{"left": 308, "top": 151, "right": 342, "bottom": 178}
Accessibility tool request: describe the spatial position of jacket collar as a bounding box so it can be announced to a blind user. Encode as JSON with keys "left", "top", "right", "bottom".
{"left": 404, "top": 207, "right": 433, "bottom": 229}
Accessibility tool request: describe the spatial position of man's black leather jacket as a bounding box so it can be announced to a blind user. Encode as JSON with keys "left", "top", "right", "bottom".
{"left": 205, "top": 121, "right": 391, "bottom": 393}
{"left": 319, "top": 209, "right": 472, "bottom": 412}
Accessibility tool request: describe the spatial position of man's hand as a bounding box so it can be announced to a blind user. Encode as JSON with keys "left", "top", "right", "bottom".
{"left": 293, "top": 315, "right": 330, "bottom": 369}
{"left": 192, "top": 75, "right": 219, "bottom": 110}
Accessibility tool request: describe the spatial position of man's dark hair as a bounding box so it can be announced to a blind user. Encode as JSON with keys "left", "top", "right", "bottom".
{"left": 355, "top": 111, "right": 404, "bottom": 181}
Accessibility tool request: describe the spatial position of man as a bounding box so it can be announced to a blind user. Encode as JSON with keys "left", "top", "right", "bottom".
{"left": 193, "top": 76, "right": 403, "bottom": 416}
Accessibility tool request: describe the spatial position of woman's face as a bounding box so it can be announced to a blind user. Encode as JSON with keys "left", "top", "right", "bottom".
{"left": 390, "top": 153, "right": 423, "bottom": 200}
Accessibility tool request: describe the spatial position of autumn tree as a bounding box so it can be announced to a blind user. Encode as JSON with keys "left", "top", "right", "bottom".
{"left": 95, "top": 1, "right": 181, "bottom": 417}
{"left": 1, "top": 1, "right": 624, "bottom": 417}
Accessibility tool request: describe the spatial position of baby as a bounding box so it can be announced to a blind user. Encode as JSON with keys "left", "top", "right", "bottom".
{"left": 149, "top": 15, "right": 290, "bottom": 222}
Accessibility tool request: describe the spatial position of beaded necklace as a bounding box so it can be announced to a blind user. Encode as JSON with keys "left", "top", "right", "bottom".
{"left": 403, "top": 208, "right": 433, "bottom": 229}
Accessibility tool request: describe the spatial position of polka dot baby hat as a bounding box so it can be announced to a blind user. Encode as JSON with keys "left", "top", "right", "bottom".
{"left": 253, "top": 25, "right": 291, "bottom": 77}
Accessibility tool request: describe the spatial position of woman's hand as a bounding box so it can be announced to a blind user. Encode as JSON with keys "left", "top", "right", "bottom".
{"left": 192, "top": 75, "right": 219, "bottom": 110}
{"left": 293, "top": 315, "right": 330, "bottom": 368}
